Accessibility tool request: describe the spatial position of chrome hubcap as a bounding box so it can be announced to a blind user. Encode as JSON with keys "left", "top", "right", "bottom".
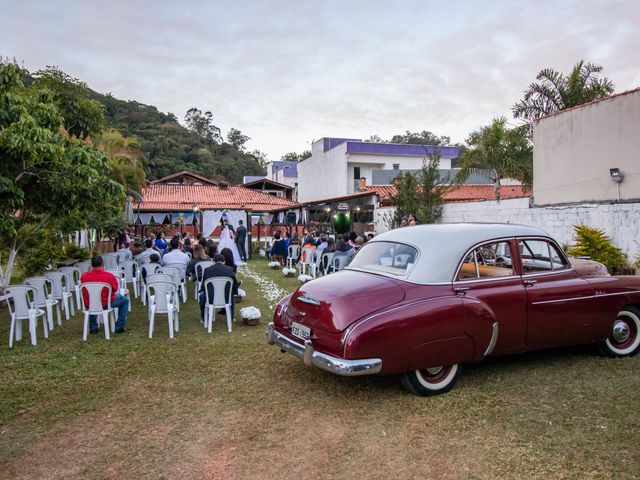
{"left": 612, "top": 320, "right": 630, "bottom": 343}
{"left": 426, "top": 367, "right": 444, "bottom": 375}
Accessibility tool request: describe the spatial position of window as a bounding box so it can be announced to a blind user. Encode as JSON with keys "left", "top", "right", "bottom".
{"left": 393, "top": 163, "right": 400, "bottom": 170}
{"left": 348, "top": 241, "right": 418, "bottom": 276}
{"left": 518, "top": 239, "right": 569, "bottom": 274}
{"left": 354, "top": 167, "right": 361, "bottom": 180}
{"left": 456, "top": 242, "right": 514, "bottom": 281}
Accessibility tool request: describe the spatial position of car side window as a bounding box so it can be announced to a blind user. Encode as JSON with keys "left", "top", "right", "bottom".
{"left": 456, "top": 242, "right": 514, "bottom": 281}
{"left": 519, "top": 239, "right": 569, "bottom": 274}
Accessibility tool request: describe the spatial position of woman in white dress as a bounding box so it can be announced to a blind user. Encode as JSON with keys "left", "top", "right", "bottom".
{"left": 218, "top": 219, "right": 244, "bottom": 265}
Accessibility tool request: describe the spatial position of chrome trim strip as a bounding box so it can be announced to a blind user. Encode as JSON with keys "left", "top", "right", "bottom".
{"left": 532, "top": 295, "right": 594, "bottom": 305}
{"left": 531, "top": 290, "right": 640, "bottom": 306}
{"left": 484, "top": 322, "right": 499, "bottom": 356}
{"left": 298, "top": 295, "right": 320, "bottom": 306}
{"left": 266, "top": 323, "right": 382, "bottom": 377}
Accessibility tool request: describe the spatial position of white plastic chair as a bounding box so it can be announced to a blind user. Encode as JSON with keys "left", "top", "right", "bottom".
{"left": 116, "top": 250, "right": 132, "bottom": 264}
{"left": 140, "top": 263, "right": 161, "bottom": 305}
{"left": 320, "top": 252, "right": 334, "bottom": 276}
{"left": 24, "top": 277, "right": 60, "bottom": 329}
{"left": 102, "top": 254, "right": 118, "bottom": 270}
{"left": 286, "top": 245, "right": 300, "bottom": 269}
{"left": 44, "top": 271, "right": 75, "bottom": 320}
{"left": 75, "top": 261, "right": 92, "bottom": 274}
{"left": 203, "top": 277, "right": 234, "bottom": 333}
{"left": 194, "top": 261, "right": 212, "bottom": 300}
{"left": 80, "top": 282, "right": 115, "bottom": 340}
{"left": 332, "top": 255, "right": 348, "bottom": 272}
{"left": 59, "top": 266, "right": 82, "bottom": 310}
{"left": 299, "top": 247, "right": 317, "bottom": 276}
{"left": 161, "top": 265, "right": 187, "bottom": 303}
{"left": 146, "top": 280, "right": 180, "bottom": 339}
{"left": 120, "top": 261, "right": 139, "bottom": 299}
{"left": 106, "top": 269, "right": 131, "bottom": 313}
{"left": 5, "top": 286, "right": 47, "bottom": 347}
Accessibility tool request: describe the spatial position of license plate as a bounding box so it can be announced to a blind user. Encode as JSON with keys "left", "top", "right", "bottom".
{"left": 291, "top": 322, "right": 311, "bottom": 341}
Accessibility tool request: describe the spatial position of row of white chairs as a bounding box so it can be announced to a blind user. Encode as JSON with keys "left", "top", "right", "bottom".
{"left": 281, "top": 245, "right": 348, "bottom": 278}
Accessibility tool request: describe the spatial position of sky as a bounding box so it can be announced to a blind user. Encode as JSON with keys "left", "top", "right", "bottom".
{"left": 1, "top": 0, "right": 639, "bottom": 162}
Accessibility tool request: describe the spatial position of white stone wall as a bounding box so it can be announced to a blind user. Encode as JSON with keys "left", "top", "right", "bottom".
{"left": 375, "top": 198, "right": 640, "bottom": 260}
{"left": 298, "top": 143, "right": 349, "bottom": 202}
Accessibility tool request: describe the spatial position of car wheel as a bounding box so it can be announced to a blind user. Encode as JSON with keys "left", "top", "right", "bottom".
{"left": 400, "top": 364, "right": 461, "bottom": 396}
{"left": 599, "top": 307, "right": 640, "bottom": 357}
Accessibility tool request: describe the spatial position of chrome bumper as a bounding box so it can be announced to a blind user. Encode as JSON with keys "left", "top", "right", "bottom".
{"left": 265, "top": 322, "right": 382, "bottom": 376}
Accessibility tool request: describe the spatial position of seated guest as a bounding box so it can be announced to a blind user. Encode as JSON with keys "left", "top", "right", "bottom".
{"left": 345, "top": 236, "right": 365, "bottom": 266}
{"left": 162, "top": 236, "right": 190, "bottom": 266}
{"left": 81, "top": 256, "right": 129, "bottom": 334}
{"left": 155, "top": 232, "right": 168, "bottom": 254}
{"left": 206, "top": 239, "right": 217, "bottom": 259}
{"left": 117, "top": 242, "right": 133, "bottom": 262}
{"left": 199, "top": 254, "right": 238, "bottom": 322}
{"left": 136, "top": 239, "right": 157, "bottom": 263}
{"left": 270, "top": 231, "right": 287, "bottom": 264}
{"left": 141, "top": 254, "right": 161, "bottom": 282}
{"left": 220, "top": 247, "right": 238, "bottom": 274}
{"left": 290, "top": 232, "right": 301, "bottom": 246}
{"left": 186, "top": 244, "right": 210, "bottom": 281}
{"left": 317, "top": 235, "right": 328, "bottom": 254}
{"left": 326, "top": 237, "right": 336, "bottom": 253}
{"left": 301, "top": 235, "right": 317, "bottom": 263}
{"left": 183, "top": 237, "right": 194, "bottom": 255}
{"left": 347, "top": 231, "right": 358, "bottom": 248}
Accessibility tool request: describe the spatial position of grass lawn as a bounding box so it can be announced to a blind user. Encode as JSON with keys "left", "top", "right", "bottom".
{"left": 1, "top": 259, "right": 639, "bottom": 479}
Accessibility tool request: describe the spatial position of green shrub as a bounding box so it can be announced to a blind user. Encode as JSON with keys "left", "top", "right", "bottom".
{"left": 567, "top": 224, "right": 625, "bottom": 272}
{"left": 17, "top": 225, "right": 64, "bottom": 277}
{"left": 62, "top": 243, "right": 90, "bottom": 261}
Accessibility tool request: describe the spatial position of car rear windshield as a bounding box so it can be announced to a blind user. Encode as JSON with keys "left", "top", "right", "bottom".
{"left": 347, "top": 241, "right": 418, "bottom": 276}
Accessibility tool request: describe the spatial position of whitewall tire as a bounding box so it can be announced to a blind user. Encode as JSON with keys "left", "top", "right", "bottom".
{"left": 600, "top": 307, "right": 640, "bottom": 357}
{"left": 400, "top": 364, "right": 461, "bottom": 396}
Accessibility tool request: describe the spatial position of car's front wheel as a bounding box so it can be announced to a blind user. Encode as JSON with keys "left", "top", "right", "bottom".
{"left": 400, "top": 364, "right": 461, "bottom": 396}
{"left": 599, "top": 307, "right": 640, "bottom": 357}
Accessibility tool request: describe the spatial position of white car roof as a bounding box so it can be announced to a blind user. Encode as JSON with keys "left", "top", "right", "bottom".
{"left": 360, "top": 223, "right": 553, "bottom": 284}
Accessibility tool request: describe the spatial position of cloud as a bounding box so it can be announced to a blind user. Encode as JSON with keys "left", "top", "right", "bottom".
{"left": 1, "top": 0, "right": 638, "bottom": 160}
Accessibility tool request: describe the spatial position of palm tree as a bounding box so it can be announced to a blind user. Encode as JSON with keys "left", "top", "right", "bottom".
{"left": 513, "top": 60, "right": 614, "bottom": 122}
{"left": 455, "top": 118, "right": 532, "bottom": 201}
{"left": 96, "top": 129, "right": 146, "bottom": 197}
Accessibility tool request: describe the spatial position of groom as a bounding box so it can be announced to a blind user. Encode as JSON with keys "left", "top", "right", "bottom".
{"left": 235, "top": 220, "right": 247, "bottom": 262}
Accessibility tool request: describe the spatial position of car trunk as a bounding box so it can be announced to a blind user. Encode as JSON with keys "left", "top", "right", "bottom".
{"left": 285, "top": 270, "right": 405, "bottom": 334}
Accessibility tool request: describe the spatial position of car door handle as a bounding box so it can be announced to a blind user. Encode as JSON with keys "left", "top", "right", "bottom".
{"left": 454, "top": 287, "right": 469, "bottom": 296}
{"left": 524, "top": 279, "right": 538, "bottom": 287}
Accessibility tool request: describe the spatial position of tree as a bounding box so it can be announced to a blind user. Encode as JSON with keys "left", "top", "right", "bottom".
{"left": 512, "top": 60, "right": 614, "bottom": 124}
{"left": 226, "top": 128, "right": 250, "bottom": 152}
{"left": 184, "top": 107, "right": 221, "bottom": 144}
{"left": 248, "top": 149, "right": 269, "bottom": 170}
{"left": 32, "top": 66, "right": 105, "bottom": 139}
{"left": 391, "top": 172, "right": 419, "bottom": 225}
{"left": 455, "top": 118, "right": 532, "bottom": 201}
{"left": 415, "top": 155, "right": 451, "bottom": 224}
{"left": 280, "top": 150, "right": 311, "bottom": 162}
{"left": 95, "top": 129, "right": 146, "bottom": 197}
{"left": 0, "top": 62, "right": 124, "bottom": 285}
{"left": 389, "top": 130, "right": 451, "bottom": 146}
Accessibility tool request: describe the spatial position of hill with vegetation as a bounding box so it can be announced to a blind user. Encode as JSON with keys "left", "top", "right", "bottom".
{"left": 92, "top": 92, "right": 267, "bottom": 183}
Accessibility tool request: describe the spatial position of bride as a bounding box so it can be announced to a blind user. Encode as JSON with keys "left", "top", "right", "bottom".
{"left": 218, "top": 218, "right": 244, "bottom": 265}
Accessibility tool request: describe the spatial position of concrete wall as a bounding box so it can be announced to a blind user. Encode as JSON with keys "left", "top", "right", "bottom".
{"left": 375, "top": 198, "right": 640, "bottom": 260}
{"left": 533, "top": 89, "right": 640, "bottom": 205}
{"left": 298, "top": 142, "right": 348, "bottom": 202}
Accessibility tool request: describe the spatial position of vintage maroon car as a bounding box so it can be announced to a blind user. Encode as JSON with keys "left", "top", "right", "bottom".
{"left": 266, "top": 224, "right": 640, "bottom": 395}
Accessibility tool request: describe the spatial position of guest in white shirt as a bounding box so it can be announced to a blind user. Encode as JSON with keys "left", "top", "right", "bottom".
{"left": 162, "top": 236, "right": 190, "bottom": 266}
{"left": 136, "top": 239, "right": 157, "bottom": 264}
{"left": 116, "top": 242, "right": 133, "bottom": 262}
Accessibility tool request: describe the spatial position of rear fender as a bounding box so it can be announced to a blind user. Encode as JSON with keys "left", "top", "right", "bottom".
{"left": 461, "top": 297, "right": 499, "bottom": 361}
{"left": 344, "top": 295, "right": 471, "bottom": 375}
